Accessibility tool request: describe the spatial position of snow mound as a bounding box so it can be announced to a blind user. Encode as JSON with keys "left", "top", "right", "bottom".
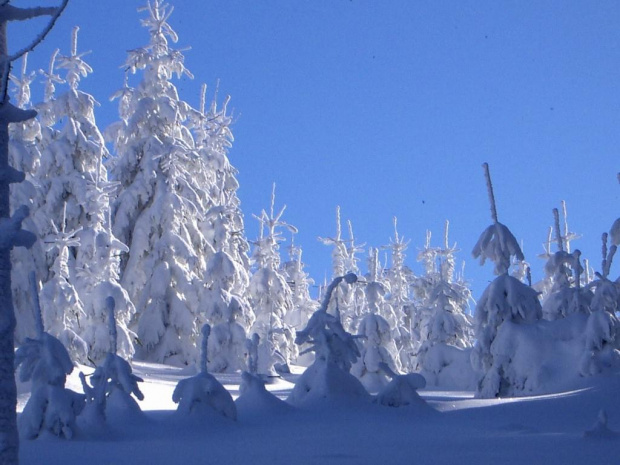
{"left": 375, "top": 369, "right": 428, "bottom": 408}
{"left": 287, "top": 359, "right": 371, "bottom": 407}
{"left": 584, "top": 410, "right": 619, "bottom": 440}
{"left": 235, "top": 372, "right": 292, "bottom": 417}
{"left": 173, "top": 371, "right": 237, "bottom": 420}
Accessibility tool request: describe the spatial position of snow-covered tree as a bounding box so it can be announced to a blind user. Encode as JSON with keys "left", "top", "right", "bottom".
{"left": 0, "top": 4, "right": 68, "bottom": 461}
{"left": 471, "top": 163, "right": 542, "bottom": 398}
{"left": 8, "top": 54, "right": 48, "bottom": 344}
{"left": 581, "top": 233, "right": 620, "bottom": 375}
{"left": 539, "top": 206, "right": 591, "bottom": 320}
{"left": 172, "top": 324, "right": 237, "bottom": 419}
{"left": 249, "top": 185, "right": 297, "bottom": 375}
{"left": 288, "top": 273, "right": 370, "bottom": 406}
{"left": 38, "top": 207, "right": 87, "bottom": 361}
{"left": 318, "top": 207, "right": 364, "bottom": 331}
{"left": 15, "top": 273, "right": 84, "bottom": 440}
{"left": 281, "top": 234, "right": 317, "bottom": 340}
{"left": 413, "top": 221, "right": 474, "bottom": 387}
{"left": 382, "top": 217, "right": 416, "bottom": 372}
{"left": 107, "top": 1, "right": 210, "bottom": 365}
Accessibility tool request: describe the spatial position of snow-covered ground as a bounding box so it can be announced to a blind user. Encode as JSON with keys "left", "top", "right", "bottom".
{"left": 16, "top": 362, "right": 620, "bottom": 465}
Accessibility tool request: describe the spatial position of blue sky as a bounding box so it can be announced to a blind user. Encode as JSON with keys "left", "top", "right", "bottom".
{"left": 13, "top": 0, "right": 620, "bottom": 298}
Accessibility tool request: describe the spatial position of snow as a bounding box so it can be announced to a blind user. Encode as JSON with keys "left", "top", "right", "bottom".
{"left": 16, "top": 362, "right": 620, "bottom": 464}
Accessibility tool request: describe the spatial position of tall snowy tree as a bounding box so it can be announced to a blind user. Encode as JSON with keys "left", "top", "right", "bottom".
{"left": 471, "top": 163, "right": 541, "bottom": 398}
{"left": 249, "top": 185, "right": 297, "bottom": 375}
{"left": 29, "top": 27, "right": 136, "bottom": 363}
{"left": 411, "top": 221, "right": 474, "bottom": 387}
{"left": 0, "top": 2, "right": 68, "bottom": 463}
{"left": 8, "top": 54, "right": 47, "bottom": 344}
{"left": 382, "top": 217, "right": 416, "bottom": 372}
{"left": 107, "top": 1, "right": 211, "bottom": 365}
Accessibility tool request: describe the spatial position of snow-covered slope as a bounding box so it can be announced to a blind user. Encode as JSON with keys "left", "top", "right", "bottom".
{"left": 17, "top": 362, "right": 620, "bottom": 465}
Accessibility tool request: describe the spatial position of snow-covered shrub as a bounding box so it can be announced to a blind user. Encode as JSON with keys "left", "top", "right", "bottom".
{"left": 288, "top": 274, "right": 370, "bottom": 406}
{"left": 374, "top": 363, "right": 427, "bottom": 408}
{"left": 79, "top": 298, "right": 143, "bottom": 425}
{"left": 172, "top": 325, "right": 237, "bottom": 419}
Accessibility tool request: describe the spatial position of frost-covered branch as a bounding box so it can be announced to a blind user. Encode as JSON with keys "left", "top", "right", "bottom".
{"left": 0, "top": 0, "right": 69, "bottom": 100}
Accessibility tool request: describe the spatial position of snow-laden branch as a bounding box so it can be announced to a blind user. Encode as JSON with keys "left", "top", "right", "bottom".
{"left": 0, "top": 0, "right": 69, "bottom": 100}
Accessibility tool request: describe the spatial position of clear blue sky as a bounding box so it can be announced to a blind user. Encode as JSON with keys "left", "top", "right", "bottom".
{"left": 13, "top": 0, "right": 620, "bottom": 299}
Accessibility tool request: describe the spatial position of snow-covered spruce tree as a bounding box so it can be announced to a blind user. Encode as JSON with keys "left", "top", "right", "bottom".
{"left": 288, "top": 273, "right": 370, "bottom": 406}
{"left": 189, "top": 85, "right": 253, "bottom": 374}
{"left": 412, "top": 221, "right": 474, "bottom": 388}
{"left": 382, "top": 217, "right": 416, "bottom": 372}
{"left": 470, "top": 163, "right": 542, "bottom": 398}
{"left": 16, "top": 273, "right": 84, "bottom": 440}
{"left": 0, "top": 3, "right": 68, "bottom": 462}
{"left": 539, "top": 206, "right": 591, "bottom": 321}
{"left": 38, "top": 207, "right": 87, "bottom": 361}
{"left": 8, "top": 54, "right": 48, "bottom": 344}
{"left": 107, "top": 1, "right": 211, "bottom": 365}
{"left": 581, "top": 233, "right": 620, "bottom": 376}
{"left": 249, "top": 185, "right": 297, "bottom": 375}
{"left": 172, "top": 324, "right": 237, "bottom": 419}
{"left": 281, "top": 234, "right": 318, "bottom": 340}
{"left": 79, "top": 297, "right": 144, "bottom": 427}
{"left": 350, "top": 247, "right": 401, "bottom": 392}
{"left": 318, "top": 207, "right": 364, "bottom": 332}
{"left": 34, "top": 28, "right": 136, "bottom": 364}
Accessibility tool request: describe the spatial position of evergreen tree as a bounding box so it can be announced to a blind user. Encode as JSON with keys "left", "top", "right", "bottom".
{"left": 248, "top": 185, "right": 296, "bottom": 375}
{"left": 107, "top": 0, "right": 209, "bottom": 365}
{"left": 382, "top": 217, "right": 416, "bottom": 372}
{"left": 471, "top": 163, "right": 541, "bottom": 398}
{"left": 8, "top": 54, "right": 47, "bottom": 343}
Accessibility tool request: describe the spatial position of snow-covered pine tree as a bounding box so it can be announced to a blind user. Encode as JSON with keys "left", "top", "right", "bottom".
{"left": 0, "top": 3, "right": 68, "bottom": 461}
{"left": 539, "top": 205, "right": 591, "bottom": 320}
{"left": 187, "top": 84, "right": 254, "bottom": 373}
{"left": 281, "top": 234, "right": 317, "bottom": 338}
{"left": 471, "top": 163, "right": 541, "bottom": 398}
{"left": 249, "top": 185, "right": 297, "bottom": 375}
{"left": 412, "top": 221, "right": 474, "bottom": 388}
{"left": 8, "top": 54, "right": 49, "bottom": 344}
{"left": 382, "top": 217, "right": 416, "bottom": 372}
{"left": 38, "top": 205, "right": 87, "bottom": 361}
{"left": 350, "top": 247, "right": 401, "bottom": 391}
{"left": 318, "top": 207, "right": 363, "bottom": 331}
{"left": 32, "top": 27, "right": 136, "bottom": 364}
{"left": 581, "top": 233, "right": 620, "bottom": 375}
{"left": 107, "top": 1, "right": 211, "bottom": 365}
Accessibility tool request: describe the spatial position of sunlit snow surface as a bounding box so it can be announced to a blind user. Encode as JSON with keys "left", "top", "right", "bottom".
{"left": 17, "top": 362, "right": 620, "bottom": 465}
